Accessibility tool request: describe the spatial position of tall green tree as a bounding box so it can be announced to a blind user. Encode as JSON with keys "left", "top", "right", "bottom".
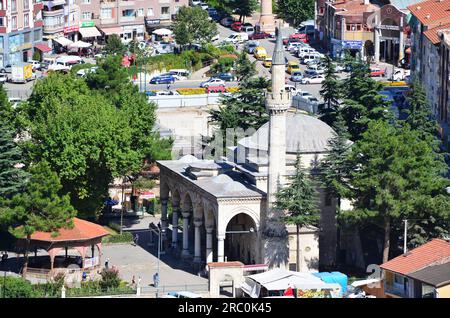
{"left": 173, "top": 6, "right": 218, "bottom": 47}
{"left": 0, "top": 161, "right": 76, "bottom": 277}
{"left": 232, "top": 0, "right": 259, "bottom": 22}
{"left": 402, "top": 79, "right": 438, "bottom": 138}
{"left": 341, "top": 120, "right": 450, "bottom": 263}
{"left": 276, "top": 0, "right": 314, "bottom": 28}
{"left": 319, "top": 56, "right": 342, "bottom": 127}
{"left": 104, "top": 34, "right": 127, "bottom": 56}
{"left": 235, "top": 50, "right": 257, "bottom": 82}
{"left": 275, "top": 154, "right": 320, "bottom": 271}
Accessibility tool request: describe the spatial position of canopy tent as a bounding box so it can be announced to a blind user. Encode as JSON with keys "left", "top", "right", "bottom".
{"left": 34, "top": 43, "right": 52, "bottom": 53}
{"left": 79, "top": 26, "right": 101, "bottom": 38}
{"left": 241, "top": 269, "right": 341, "bottom": 298}
{"left": 152, "top": 28, "right": 172, "bottom": 36}
{"left": 53, "top": 37, "right": 73, "bottom": 47}
{"left": 69, "top": 40, "right": 92, "bottom": 48}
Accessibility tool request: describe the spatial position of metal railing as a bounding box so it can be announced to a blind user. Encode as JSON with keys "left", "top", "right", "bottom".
{"left": 140, "top": 283, "right": 209, "bottom": 295}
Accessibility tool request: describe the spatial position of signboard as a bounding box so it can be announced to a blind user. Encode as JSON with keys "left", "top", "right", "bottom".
{"left": 378, "top": 25, "right": 400, "bottom": 31}
{"left": 145, "top": 18, "right": 161, "bottom": 26}
{"left": 140, "top": 191, "right": 155, "bottom": 200}
{"left": 84, "top": 257, "right": 99, "bottom": 268}
{"left": 342, "top": 40, "right": 363, "bottom": 49}
{"left": 64, "top": 25, "right": 79, "bottom": 33}
{"left": 81, "top": 21, "right": 95, "bottom": 28}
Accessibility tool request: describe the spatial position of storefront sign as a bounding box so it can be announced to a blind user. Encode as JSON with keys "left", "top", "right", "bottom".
{"left": 64, "top": 25, "right": 79, "bottom": 33}
{"left": 378, "top": 25, "right": 400, "bottom": 31}
{"left": 145, "top": 18, "right": 161, "bottom": 26}
{"left": 342, "top": 40, "right": 363, "bottom": 49}
{"left": 139, "top": 191, "right": 155, "bottom": 200}
{"left": 81, "top": 21, "right": 95, "bottom": 28}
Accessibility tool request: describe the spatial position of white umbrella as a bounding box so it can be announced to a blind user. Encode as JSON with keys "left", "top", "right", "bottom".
{"left": 152, "top": 28, "right": 172, "bottom": 36}
{"left": 69, "top": 40, "right": 92, "bottom": 49}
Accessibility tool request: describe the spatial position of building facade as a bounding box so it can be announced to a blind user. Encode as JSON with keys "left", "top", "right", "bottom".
{"left": 42, "top": 0, "right": 188, "bottom": 47}
{"left": 408, "top": 0, "right": 450, "bottom": 148}
{"left": 0, "top": 0, "right": 44, "bottom": 66}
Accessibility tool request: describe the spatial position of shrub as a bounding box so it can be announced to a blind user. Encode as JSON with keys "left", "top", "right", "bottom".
{"left": 108, "top": 222, "right": 122, "bottom": 233}
{"left": 177, "top": 88, "right": 206, "bottom": 95}
{"left": 0, "top": 277, "right": 36, "bottom": 298}
{"left": 100, "top": 267, "right": 121, "bottom": 290}
{"left": 102, "top": 232, "right": 133, "bottom": 244}
{"left": 33, "top": 50, "right": 42, "bottom": 62}
{"left": 70, "top": 63, "right": 96, "bottom": 76}
{"left": 226, "top": 87, "right": 240, "bottom": 93}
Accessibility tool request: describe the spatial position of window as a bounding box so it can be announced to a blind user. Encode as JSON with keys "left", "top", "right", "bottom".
{"left": 82, "top": 12, "right": 92, "bottom": 20}
{"left": 0, "top": 17, "right": 3, "bottom": 27}
{"left": 24, "top": 13, "right": 29, "bottom": 28}
{"left": 147, "top": 8, "right": 154, "bottom": 16}
{"left": 34, "top": 29, "right": 41, "bottom": 41}
{"left": 83, "top": 0, "right": 91, "bottom": 3}
{"left": 24, "top": 32, "right": 31, "bottom": 44}
{"left": 137, "top": 8, "right": 144, "bottom": 17}
{"left": 0, "top": 36, "right": 3, "bottom": 49}
{"left": 11, "top": 0, "right": 17, "bottom": 12}
{"left": 101, "top": 8, "right": 112, "bottom": 19}
{"left": 161, "top": 6, "right": 169, "bottom": 15}
{"left": 11, "top": 16, "right": 17, "bottom": 30}
{"left": 24, "top": 0, "right": 29, "bottom": 10}
{"left": 122, "top": 9, "right": 135, "bottom": 17}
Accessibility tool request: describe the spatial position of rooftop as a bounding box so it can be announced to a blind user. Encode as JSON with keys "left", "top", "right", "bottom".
{"left": 380, "top": 239, "right": 450, "bottom": 275}
{"left": 332, "top": 0, "right": 379, "bottom": 15}
{"left": 406, "top": 263, "right": 450, "bottom": 287}
{"left": 423, "top": 23, "right": 450, "bottom": 43}
{"left": 407, "top": 0, "right": 450, "bottom": 26}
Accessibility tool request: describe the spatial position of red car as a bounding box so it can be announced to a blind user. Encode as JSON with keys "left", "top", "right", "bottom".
{"left": 231, "top": 22, "right": 243, "bottom": 32}
{"left": 370, "top": 68, "right": 386, "bottom": 77}
{"left": 249, "top": 31, "right": 271, "bottom": 40}
{"left": 283, "top": 33, "right": 309, "bottom": 45}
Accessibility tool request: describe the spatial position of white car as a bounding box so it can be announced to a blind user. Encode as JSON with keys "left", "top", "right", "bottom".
{"left": 155, "top": 90, "right": 180, "bottom": 96}
{"left": 76, "top": 67, "right": 98, "bottom": 77}
{"left": 0, "top": 73, "right": 7, "bottom": 83}
{"left": 287, "top": 42, "right": 305, "bottom": 53}
{"left": 284, "top": 85, "right": 298, "bottom": 94}
{"left": 301, "top": 75, "right": 325, "bottom": 84}
{"left": 200, "top": 78, "right": 225, "bottom": 88}
{"left": 29, "top": 60, "right": 42, "bottom": 71}
{"left": 390, "top": 69, "right": 410, "bottom": 81}
{"left": 191, "top": 0, "right": 201, "bottom": 6}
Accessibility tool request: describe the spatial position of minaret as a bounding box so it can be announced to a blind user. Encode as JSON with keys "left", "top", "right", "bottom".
{"left": 262, "top": 22, "right": 291, "bottom": 268}
{"left": 259, "top": 0, "right": 276, "bottom": 33}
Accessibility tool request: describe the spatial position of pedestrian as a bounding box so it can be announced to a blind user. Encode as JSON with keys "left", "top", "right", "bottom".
{"left": 105, "top": 257, "right": 110, "bottom": 269}
{"left": 132, "top": 275, "right": 136, "bottom": 286}
{"left": 134, "top": 233, "right": 139, "bottom": 246}
{"left": 167, "top": 83, "right": 171, "bottom": 91}
{"left": 138, "top": 276, "right": 142, "bottom": 287}
{"left": 153, "top": 272, "right": 159, "bottom": 287}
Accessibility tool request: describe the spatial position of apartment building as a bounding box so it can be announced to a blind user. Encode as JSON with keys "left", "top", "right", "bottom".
{"left": 0, "top": 0, "right": 44, "bottom": 66}
{"left": 408, "top": 0, "right": 450, "bottom": 148}
{"left": 43, "top": 0, "right": 188, "bottom": 47}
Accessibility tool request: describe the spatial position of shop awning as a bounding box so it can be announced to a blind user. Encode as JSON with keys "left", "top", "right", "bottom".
{"left": 54, "top": 37, "right": 73, "bottom": 46}
{"left": 34, "top": 43, "right": 52, "bottom": 53}
{"left": 79, "top": 26, "right": 101, "bottom": 38}
{"left": 69, "top": 40, "right": 92, "bottom": 48}
{"left": 100, "top": 26, "right": 123, "bottom": 36}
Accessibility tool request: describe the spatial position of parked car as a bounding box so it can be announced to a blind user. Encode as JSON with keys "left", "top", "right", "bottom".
{"left": 301, "top": 54, "right": 322, "bottom": 65}
{"left": 287, "top": 42, "right": 305, "bottom": 53}
{"left": 298, "top": 24, "right": 315, "bottom": 36}
{"left": 287, "top": 61, "right": 301, "bottom": 74}
{"left": 231, "top": 22, "right": 243, "bottom": 32}
{"left": 0, "top": 64, "right": 12, "bottom": 73}
{"left": 249, "top": 32, "right": 270, "bottom": 40}
{"left": 216, "top": 72, "right": 234, "bottom": 81}
{"left": 29, "top": 60, "right": 42, "bottom": 71}
{"left": 76, "top": 66, "right": 98, "bottom": 77}
{"left": 306, "top": 64, "right": 325, "bottom": 75}
{"left": 241, "top": 26, "right": 255, "bottom": 35}
{"left": 0, "top": 73, "right": 7, "bottom": 83}
{"left": 254, "top": 46, "right": 268, "bottom": 60}
{"left": 220, "top": 17, "right": 234, "bottom": 27}
{"left": 290, "top": 71, "right": 303, "bottom": 82}
{"left": 263, "top": 57, "right": 272, "bottom": 68}
{"left": 155, "top": 90, "right": 180, "bottom": 96}
{"left": 169, "top": 69, "right": 190, "bottom": 80}
{"left": 296, "top": 47, "right": 317, "bottom": 58}
{"left": 293, "top": 93, "right": 321, "bottom": 112}
{"left": 389, "top": 69, "right": 410, "bottom": 81}
{"left": 301, "top": 74, "right": 325, "bottom": 84}
{"left": 150, "top": 74, "right": 176, "bottom": 84}
{"left": 244, "top": 41, "right": 260, "bottom": 54}
{"left": 223, "top": 33, "right": 248, "bottom": 44}
{"left": 284, "top": 85, "right": 298, "bottom": 94}
{"left": 200, "top": 77, "right": 225, "bottom": 88}
{"left": 206, "top": 85, "right": 227, "bottom": 93}
{"left": 370, "top": 67, "right": 386, "bottom": 77}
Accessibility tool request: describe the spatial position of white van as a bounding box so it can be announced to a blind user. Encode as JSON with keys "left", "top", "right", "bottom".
{"left": 301, "top": 54, "right": 321, "bottom": 64}
{"left": 169, "top": 69, "right": 190, "bottom": 80}
{"left": 297, "top": 47, "right": 317, "bottom": 58}
{"left": 241, "top": 26, "right": 255, "bottom": 36}
{"left": 223, "top": 33, "right": 248, "bottom": 44}
{"left": 55, "top": 56, "right": 84, "bottom": 69}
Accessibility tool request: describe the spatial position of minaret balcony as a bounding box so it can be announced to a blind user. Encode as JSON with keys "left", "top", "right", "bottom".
{"left": 266, "top": 91, "right": 291, "bottom": 109}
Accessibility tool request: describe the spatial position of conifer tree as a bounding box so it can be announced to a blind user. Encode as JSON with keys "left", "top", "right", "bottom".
{"left": 319, "top": 56, "right": 342, "bottom": 127}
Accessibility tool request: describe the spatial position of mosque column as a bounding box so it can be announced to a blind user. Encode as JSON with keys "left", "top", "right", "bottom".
{"left": 193, "top": 218, "right": 203, "bottom": 263}
{"left": 206, "top": 227, "right": 214, "bottom": 264}
{"left": 181, "top": 211, "right": 191, "bottom": 257}
{"left": 160, "top": 198, "right": 168, "bottom": 236}
{"left": 217, "top": 235, "right": 225, "bottom": 262}
{"left": 398, "top": 17, "right": 405, "bottom": 65}
{"left": 171, "top": 201, "right": 179, "bottom": 248}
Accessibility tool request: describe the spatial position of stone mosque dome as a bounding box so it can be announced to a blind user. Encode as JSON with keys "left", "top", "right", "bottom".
{"left": 238, "top": 113, "right": 336, "bottom": 154}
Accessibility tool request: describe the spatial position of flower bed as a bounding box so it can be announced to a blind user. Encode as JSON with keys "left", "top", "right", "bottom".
{"left": 177, "top": 88, "right": 207, "bottom": 95}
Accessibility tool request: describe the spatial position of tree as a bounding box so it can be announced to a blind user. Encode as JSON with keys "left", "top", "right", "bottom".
{"left": 341, "top": 120, "right": 449, "bottom": 263}
{"left": 0, "top": 161, "right": 76, "bottom": 277}
{"left": 276, "top": 0, "right": 314, "bottom": 28}
{"left": 235, "top": 51, "right": 257, "bottom": 82}
{"left": 275, "top": 154, "right": 320, "bottom": 271}
{"left": 402, "top": 79, "right": 438, "bottom": 138}
{"left": 173, "top": 6, "right": 218, "bottom": 47}
{"left": 231, "top": 0, "right": 258, "bottom": 22}
{"left": 104, "top": 34, "right": 127, "bottom": 56}
{"left": 0, "top": 86, "right": 29, "bottom": 199}
{"left": 319, "top": 56, "right": 342, "bottom": 127}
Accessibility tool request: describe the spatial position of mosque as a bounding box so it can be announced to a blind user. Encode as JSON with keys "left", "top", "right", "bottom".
{"left": 157, "top": 23, "right": 342, "bottom": 272}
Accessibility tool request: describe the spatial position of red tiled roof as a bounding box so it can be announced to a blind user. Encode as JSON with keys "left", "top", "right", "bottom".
{"left": 380, "top": 239, "right": 450, "bottom": 275}
{"left": 333, "top": 0, "right": 379, "bottom": 14}
{"left": 408, "top": 0, "right": 450, "bottom": 26}
{"left": 29, "top": 217, "right": 110, "bottom": 242}
{"left": 208, "top": 261, "right": 244, "bottom": 268}
{"left": 423, "top": 22, "right": 450, "bottom": 44}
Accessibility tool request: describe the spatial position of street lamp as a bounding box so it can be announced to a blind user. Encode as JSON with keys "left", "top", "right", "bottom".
{"left": 149, "top": 222, "right": 165, "bottom": 296}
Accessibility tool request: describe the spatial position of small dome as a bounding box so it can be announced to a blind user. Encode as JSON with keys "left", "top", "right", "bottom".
{"left": 239, "top": 113, "right": 335, "bottom": 153}
{"left": 178, "top": 155, "right": 199, "bottom": 163}
{"left": 211, "top": 174, "right": 234, "bottom": 184}
{"left": 223, "top": 181, "right": 248, "bottom": 192}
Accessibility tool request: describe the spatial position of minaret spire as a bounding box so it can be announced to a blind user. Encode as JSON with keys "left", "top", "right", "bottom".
{"left": 262, "top": 21, "right": 291, "bottom": 268}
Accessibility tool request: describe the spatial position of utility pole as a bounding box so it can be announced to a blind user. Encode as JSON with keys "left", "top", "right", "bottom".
{"left": 403, "top": 219, "right": 408, "bottom": 254}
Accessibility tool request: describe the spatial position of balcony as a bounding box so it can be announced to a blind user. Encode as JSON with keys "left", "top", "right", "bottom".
{"left": 34, "top": 2, "right": 44, "bottom": 11}
{"left": 43, "top": 8, "right": 64, "bottom": 18}
{"left": 34, "top": 20, "right": 44, "bottom": 28}
{"left": 160, "top": 14, "right": 170, "bottom": 20}
{"left": 43, "top": 23, "right": 65, "bottom": 34}
{"left": 101, "top": 0, "right": 117, "bottom": 8}
{"left": 120, "top": 16, "right": 137, "bottom": 23}
{"left": 100, "top": 17, "right": 117, "bottom": 25}
{"left": 120, "top": 1, "right": 135, "bottom": 6}
{"left": 0, "top": 10, "right": 5, "bottom": 17}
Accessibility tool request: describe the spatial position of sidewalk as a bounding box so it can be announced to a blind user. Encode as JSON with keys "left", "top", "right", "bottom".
{"left": 190, "top": 65, "right": 211, "bottom": 80}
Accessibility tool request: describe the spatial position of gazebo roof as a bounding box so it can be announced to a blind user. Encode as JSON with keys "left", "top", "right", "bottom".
{"left": 28, "top": 218, "right": 109, "bottom": 243}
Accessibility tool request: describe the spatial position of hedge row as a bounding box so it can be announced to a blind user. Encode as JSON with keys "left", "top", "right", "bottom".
{"left": 175, "top": 87, "right": 240, "bottom": 95}
{"left": 102, "top": 232, "right": 133, "bottom": 244}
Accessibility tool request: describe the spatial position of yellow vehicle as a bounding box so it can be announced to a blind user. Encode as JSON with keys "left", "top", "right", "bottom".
{"left": 263, "top": 57, "right": 272, "bottom": 68}
{"left": 287, "top": 61, "right": 300, "bottom": 74}
{"left": 254, "top": 46, "right": 267, "bottom": 60}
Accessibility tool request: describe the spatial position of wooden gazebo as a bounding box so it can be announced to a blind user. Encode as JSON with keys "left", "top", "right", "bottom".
{"left": 17, "top": 218, "right": 109, "bottom": 276}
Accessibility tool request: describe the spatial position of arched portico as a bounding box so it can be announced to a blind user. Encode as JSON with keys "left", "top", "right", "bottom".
{"left": 224, "top": 212, "right": 259, "bottom": 264}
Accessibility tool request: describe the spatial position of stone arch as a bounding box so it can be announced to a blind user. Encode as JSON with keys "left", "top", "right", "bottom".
{"left": 160, "top": 178, "right": 170, "bottom": 199}
{"left": 220, "top": 206, "right": 260, "bottom": 235}
{"left": 181, "top": 191, "right": 194, "bottom": 212}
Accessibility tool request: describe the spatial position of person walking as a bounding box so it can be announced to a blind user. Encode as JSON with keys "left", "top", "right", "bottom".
{"left": 132, "top": 275, "right": 136, "bottom": 287}
{"left": 153, "top": 272, "right": 159, "bottom": 287}
{"left": 134, "top": 233, "right": 139, "bottom": 246}
{"left": 167, "top": 83, "right": 171, "bottom": 91}
{"left": 105, "top": 258, "right": 110, "bottom": 269}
